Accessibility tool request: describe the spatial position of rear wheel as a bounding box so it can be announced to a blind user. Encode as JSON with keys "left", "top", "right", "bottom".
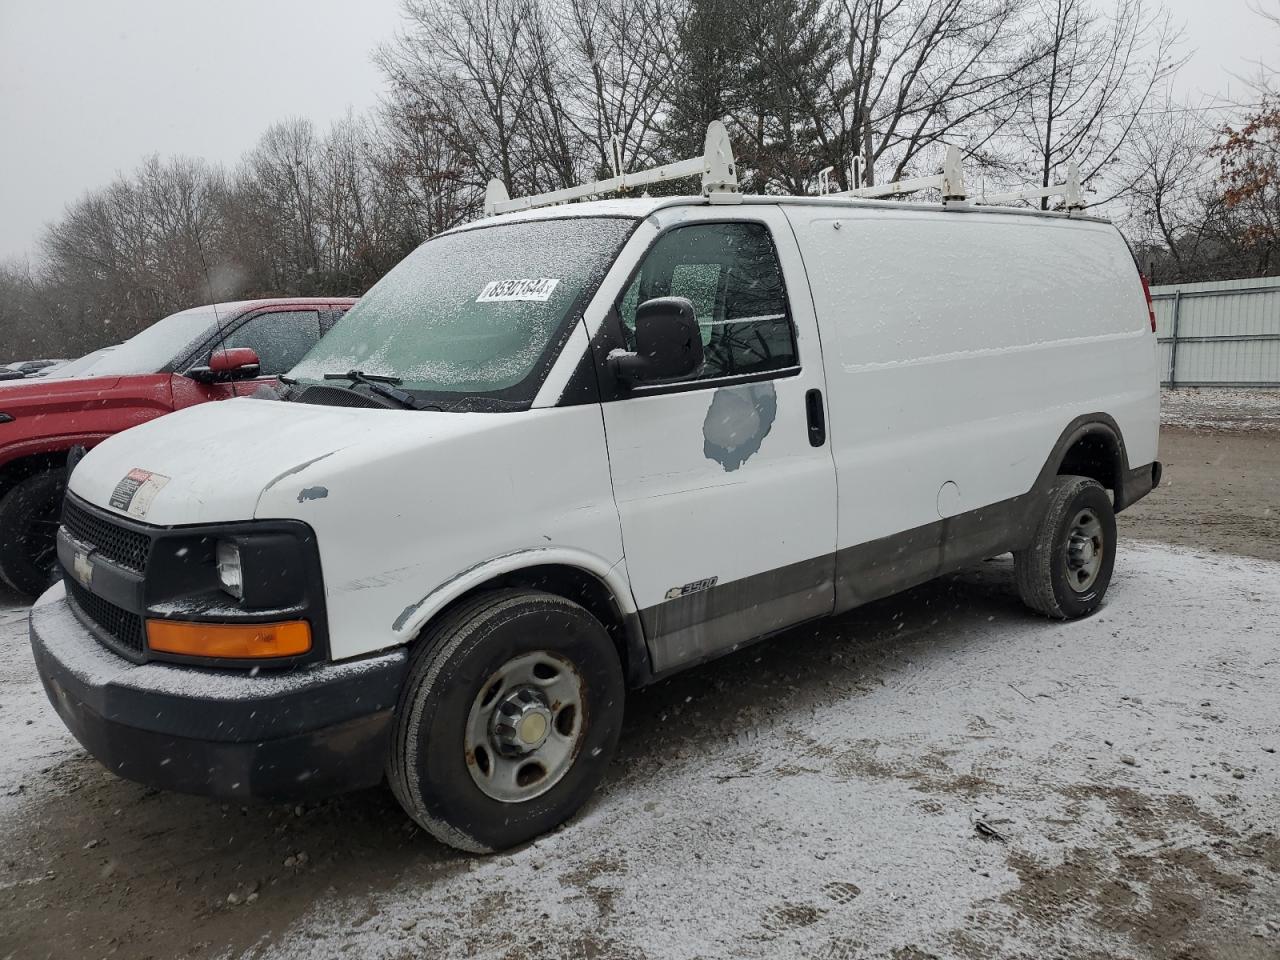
{"left": 1015, "top": 475, "right": 1116, "bottom": 619}
{"left": 388, "top": 589, "right": 625, "bottom": 853}
{"left": 0, "top": 470, "right": 65, "bottom": 598}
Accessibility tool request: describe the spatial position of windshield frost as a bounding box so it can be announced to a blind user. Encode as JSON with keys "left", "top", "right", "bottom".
{"left": 289, "top": 217, "right": 635, "bottom": 399}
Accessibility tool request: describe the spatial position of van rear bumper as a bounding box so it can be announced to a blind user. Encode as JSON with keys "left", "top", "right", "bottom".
{"left": 1115, "top": 461, "right": 1162, "bottom": 512}
{"left": 29, "top": 584, "right": 409, "bottom": 802}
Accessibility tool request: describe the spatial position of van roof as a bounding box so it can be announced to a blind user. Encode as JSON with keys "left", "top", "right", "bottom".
{"left": 456, "top": 194, "right": 1112, "bottom": 233}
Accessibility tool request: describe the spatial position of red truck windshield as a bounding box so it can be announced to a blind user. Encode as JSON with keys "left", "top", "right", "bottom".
{"left": 56, "top": 305, "right": 234, "bottom": 378}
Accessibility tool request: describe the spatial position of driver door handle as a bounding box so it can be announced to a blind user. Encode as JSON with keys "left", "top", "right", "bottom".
{"left": 805, "top": 388, "right": 826, "bottom": 447}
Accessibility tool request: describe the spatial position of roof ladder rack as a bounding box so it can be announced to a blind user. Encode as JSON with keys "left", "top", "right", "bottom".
{"left": 484, "top": 120, "right": 739, "bottom": 217}
{"left": 828, "top": 146, "right": 968, "bottom": 202}
{"left": 978, "top": 163, "right": 1084, "bottom": 210}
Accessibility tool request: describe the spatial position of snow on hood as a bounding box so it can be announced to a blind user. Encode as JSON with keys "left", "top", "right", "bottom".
{"left": 69, "top": 397, "right": 478, "bottom": 525}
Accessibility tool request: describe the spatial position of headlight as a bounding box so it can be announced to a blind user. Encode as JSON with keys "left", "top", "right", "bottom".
{"left": 215, "top": 540, "right": 243, "bottom": 599}
{"left": 140, "top": 519, "right": 327, "bottom": 665}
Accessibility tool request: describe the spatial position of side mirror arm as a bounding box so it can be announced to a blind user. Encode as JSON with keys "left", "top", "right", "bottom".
{"left": 187, "top": 366, "right": 218, "bottom": 384}
{"left": 607, "top": 349, "right": 650, "bottom": 384}
{"left": 187, "top": 363, "right": 261, "bottom": 385}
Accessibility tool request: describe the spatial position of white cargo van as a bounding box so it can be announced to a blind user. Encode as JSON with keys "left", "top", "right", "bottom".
{"left": 30, "top": 125, "right": 1160, "bottom": 852}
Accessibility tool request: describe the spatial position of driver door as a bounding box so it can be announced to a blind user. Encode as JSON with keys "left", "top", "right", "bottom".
{"left": 597, "top": 209, "right": 837, "bottom": 675}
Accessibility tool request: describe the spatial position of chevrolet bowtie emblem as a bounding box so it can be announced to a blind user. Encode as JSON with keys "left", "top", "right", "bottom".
{"left": 73, "top": 549, "right": 94, "bottom": 588}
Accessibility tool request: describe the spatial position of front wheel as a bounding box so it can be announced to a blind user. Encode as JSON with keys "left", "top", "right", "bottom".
{"left": 388, "top": 589, "right": 625, "bottom": 853}
{"left": 1014, "top": 475, "right": 1117, "bottom": 619}
{"left": 0, "top": 470, "right": 66, "bottom": 598}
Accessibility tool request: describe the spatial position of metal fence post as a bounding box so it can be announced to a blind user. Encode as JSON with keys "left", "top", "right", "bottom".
{"left": 1168, "top": 289, "right": 1183, "bottom": 388}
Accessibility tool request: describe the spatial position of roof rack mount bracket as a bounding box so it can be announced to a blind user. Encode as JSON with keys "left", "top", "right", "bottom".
{"left": 701, "top": 120, "right": 740, "bottom": 204}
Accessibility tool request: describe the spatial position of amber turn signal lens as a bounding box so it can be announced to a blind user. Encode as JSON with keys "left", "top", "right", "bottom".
{"left": 146, "top": 619, "right": 312, "bottom": 659}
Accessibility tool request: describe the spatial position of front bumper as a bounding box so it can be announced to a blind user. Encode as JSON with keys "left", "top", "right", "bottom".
{"left": 29, "top": 583, "right": 409, "bottom": 802}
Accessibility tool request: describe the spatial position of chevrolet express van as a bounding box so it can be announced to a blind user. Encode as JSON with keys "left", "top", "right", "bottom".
{"left": 30, "top": 145, "right": 1161, "bottom": 852}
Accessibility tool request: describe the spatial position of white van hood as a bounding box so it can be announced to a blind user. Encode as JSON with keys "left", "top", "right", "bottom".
{"left": 69, "top": 398, "right": 477, "bottom": 526}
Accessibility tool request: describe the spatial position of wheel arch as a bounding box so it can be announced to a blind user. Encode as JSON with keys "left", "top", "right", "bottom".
{"left": 1055, "top": 424, "right": 1124, "bottom": 491}
{"left": 0, "top": 449, "right": 71, "bottom": 502}
{"left": 394, "top": 550, "right": 652, "bottom": 687}
{"left": 0, "top": 433, "right": 109, "bottom": 501}
{"left": 1042, "top": 413, "right": 1134, "bottom": 508}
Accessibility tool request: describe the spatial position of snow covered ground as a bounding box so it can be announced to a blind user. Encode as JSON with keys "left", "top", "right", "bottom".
{"left": 2, "top": 543, "right": 1277, "bottom": 959}
{"left": 1162, "top": 387, "right": 1280, "bottom": 432}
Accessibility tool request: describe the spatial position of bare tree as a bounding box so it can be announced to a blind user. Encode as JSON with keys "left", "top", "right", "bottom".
{"left": 1116, "top": 97, "right": 1215, "bottom": 281}
{"left": 41, "top": 155, "right": 229, "bottom": 341}
{"left": 832, "top": 0, "right": 1047, "bottom": 189}
{"left": 1011, "top": 0, "right": 1183, "bottom": 209}
{"left": 375, "top": 87, "right": 481, "bottom": 237}
{"left": 685, "top": 0, "right": 1050, "bottom": 195}
{"left": 556, "top": 0, "right": 682, "bottom": 176}
{"left": 379, "top": 0, "right": 546, "bottom": 195}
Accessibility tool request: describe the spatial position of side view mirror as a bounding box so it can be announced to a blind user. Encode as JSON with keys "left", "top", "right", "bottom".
{"left": 188, "top": 347, "right": 262, "bottom": 384}
{"left": 610, "top": 296, "right": 704, "bottom": 383}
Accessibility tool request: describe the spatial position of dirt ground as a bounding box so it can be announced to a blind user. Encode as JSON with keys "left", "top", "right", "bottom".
{"left": 1120, "top": 389, "right": 1280, "bottom": 563}
{"left": 1120, "top": 425, "right": 1280, "bottom": 562}
{"left": 1, "top": 390, "right": 1278, "bottom": 960}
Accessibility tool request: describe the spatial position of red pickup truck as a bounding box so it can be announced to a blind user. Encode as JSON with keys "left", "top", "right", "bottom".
{"left": 0, "top": 298, "right": 354, "bottom": 595}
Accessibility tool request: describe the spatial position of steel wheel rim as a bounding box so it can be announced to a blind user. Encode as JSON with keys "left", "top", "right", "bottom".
{"left": 464, "top": 651, "right": 585, "bottom": 804}
{"left": 1065, "top": 507, "right": 1104, "bottom": 592}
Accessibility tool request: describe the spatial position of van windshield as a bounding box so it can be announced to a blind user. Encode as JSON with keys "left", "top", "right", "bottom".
{"left": 289, "top": 217, "right": 636, "bottom": 404}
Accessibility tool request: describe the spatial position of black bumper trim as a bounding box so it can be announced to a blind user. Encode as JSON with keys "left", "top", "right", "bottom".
{"left": 30, "top": 586, "right": 409, "bottom": 801}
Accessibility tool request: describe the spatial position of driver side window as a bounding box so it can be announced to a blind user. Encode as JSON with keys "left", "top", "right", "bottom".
{"left": 618, "top": 222, "right": 797, "bottom": 382}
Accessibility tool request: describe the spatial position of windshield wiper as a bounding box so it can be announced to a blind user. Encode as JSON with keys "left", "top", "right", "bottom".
{"left": 322, "top": 370, "right": 425, "bottom": 410}
{"left": 325, "top": 370, "right": 403, "bottom": 385}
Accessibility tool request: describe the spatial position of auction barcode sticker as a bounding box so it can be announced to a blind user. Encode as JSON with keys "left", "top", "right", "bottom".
{"left": 476, "top": 278, "right": 560, "bottom": 303}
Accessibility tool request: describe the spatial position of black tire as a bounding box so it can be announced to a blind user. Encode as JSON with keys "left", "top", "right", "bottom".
{"left": 1014, "top": 475, "right": 1116, "bottom": 619}
{"left": 388, "top": 589, "right": 625, "bottom": 853}
{"left": 0, "top": 470, "right": 66, "bottom": 598}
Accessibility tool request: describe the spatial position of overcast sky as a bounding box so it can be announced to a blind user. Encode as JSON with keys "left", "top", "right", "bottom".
{"left": 0, "top": 0, "right": 1275, "bottom": 263}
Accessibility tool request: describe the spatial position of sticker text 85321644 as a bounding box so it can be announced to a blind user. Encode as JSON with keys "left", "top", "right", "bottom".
{"left": 476, "top": 278, "right": 560, "bottom": 303}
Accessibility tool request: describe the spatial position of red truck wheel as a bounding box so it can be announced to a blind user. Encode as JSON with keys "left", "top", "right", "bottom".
{"left": 0, "top": 470, "right": 65, "bottom": 598}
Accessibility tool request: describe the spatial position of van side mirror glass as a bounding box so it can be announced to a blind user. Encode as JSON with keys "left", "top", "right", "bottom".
{"left": 188, "top": 347, "right": 262, "bottom": 384}
{"left": 611, "top": 296, "right": 703, "bottom": 383}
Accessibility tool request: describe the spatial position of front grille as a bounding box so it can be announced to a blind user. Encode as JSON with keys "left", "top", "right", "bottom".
{"left": 66, "top": 579, "right": 146, "bottom": 656}
{"left": 293, "top": 384, "right": 385, "bottom": 409}
{"left": 62, "top": 498, "right": 151, "bottom": 572}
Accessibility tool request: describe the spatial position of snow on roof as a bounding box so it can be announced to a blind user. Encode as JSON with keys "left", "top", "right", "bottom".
{"left": 453, "top": 195, "right": 681, "bottom": 231}
{"left": 453, "top": 192, "right": 1111, "bottom": 234}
